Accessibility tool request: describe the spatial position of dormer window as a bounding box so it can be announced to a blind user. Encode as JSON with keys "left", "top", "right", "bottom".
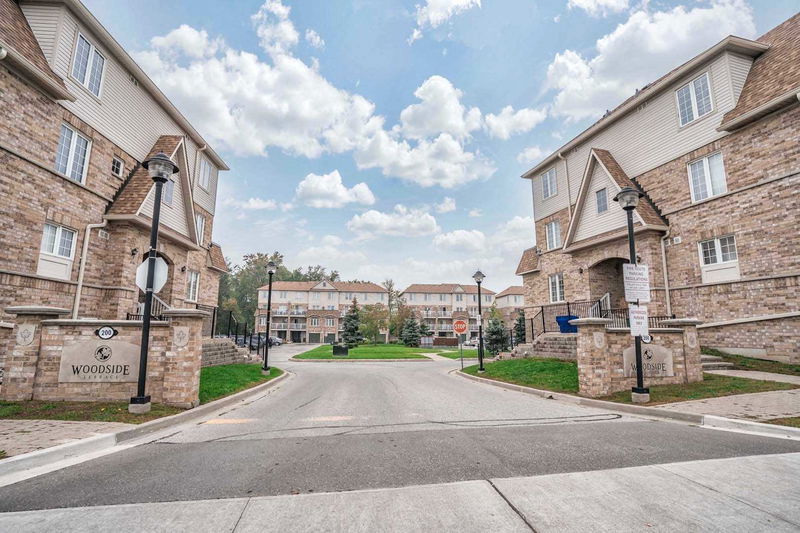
{"left": 72, "top": 34, "right": 105, "bottom": 97}
{"left": 676, "top": 72, "right": 712, "bottom": 126}
{"left": 198, "top": 156, "right": 212, "bottom": 190}
{"left": 542, "top": 168, "right": 557, "bottom": 199}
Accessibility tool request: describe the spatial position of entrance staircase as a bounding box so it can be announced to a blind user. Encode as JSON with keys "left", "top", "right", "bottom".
{"left": 510, "top": 332, "right": 578, "bottom": 361}
{"left": 201, "top": 338, "right": 253, "bottom": 367}
{"left": 701, "top": 353, "right": 735, "bottom": 371}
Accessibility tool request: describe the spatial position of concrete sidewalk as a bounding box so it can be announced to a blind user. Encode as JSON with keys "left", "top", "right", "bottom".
{"left": 1, "top": 452, "right": 798, "bottom": 532}
{"left": 0, "top": 420, "right": 131, "bottom": 457}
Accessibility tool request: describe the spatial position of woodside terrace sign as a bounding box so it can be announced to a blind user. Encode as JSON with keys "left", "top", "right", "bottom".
{"left": 58, "top": 339, "right": 140, "bottom": 383}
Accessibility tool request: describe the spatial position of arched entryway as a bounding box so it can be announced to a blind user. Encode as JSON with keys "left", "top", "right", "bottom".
{"left": 588, "top": 257, "right": 628, "bottom": 311}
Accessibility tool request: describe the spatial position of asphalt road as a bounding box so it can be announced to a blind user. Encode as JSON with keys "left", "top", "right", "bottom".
{"left": 1, "top": 345, "right": 799, "bottom": 512}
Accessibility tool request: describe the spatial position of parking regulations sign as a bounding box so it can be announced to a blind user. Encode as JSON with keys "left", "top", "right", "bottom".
{"left": 629, "top": 305, "right": 649, "bottom": 337}
{"left": 623, "top": 264, "right": 650, "bottom": 303}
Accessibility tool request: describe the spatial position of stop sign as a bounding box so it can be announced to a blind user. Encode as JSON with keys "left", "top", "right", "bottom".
{"left": 453, "top": 320, "right": 468, "bottom": 335}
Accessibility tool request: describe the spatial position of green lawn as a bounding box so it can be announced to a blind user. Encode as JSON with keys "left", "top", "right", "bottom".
{"left": 436, "top": 349, "right": 478, "bottom": 359}
{"left": 295, "top": 344, "right": 429, "bottom": 359}
{"left": 0, "top": 363, "right": 283, "bottom": 423}
{"left": 765, "top": 417, "right": 800, "bottom": 429}
{"left": 0, "top": 450, "right": 5, "bottom": 459}
{"left": 598, "top": 372, "right": 796, "bottom": 405}
{"left": 199, "top": 364, "right": 283, "bottom": 404}
{"left": 703, "top": 348, "right": 800, "bottom": 376}
{"left": 464, "top": 358, "right": 579, "bottom": 393}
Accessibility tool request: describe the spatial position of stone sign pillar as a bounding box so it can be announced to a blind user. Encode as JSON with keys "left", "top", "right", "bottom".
{"left": 161, "top": 309, "right": 210, "bottom": 408}
{"left": 661, "top": 318, "right": 704, "bottom": 384}
{"left": 2, "top": 306, "right": 70, "bottom": 401}
{"left": 570, "top": 317, "right": 613, "bottom": 397}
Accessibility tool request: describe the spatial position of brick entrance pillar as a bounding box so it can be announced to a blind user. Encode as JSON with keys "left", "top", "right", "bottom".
{"left": 161, "top": 308, "right": 210, "bottom": 408}
{"left": 2, "top": 306, "right": 70, "bottom": 401}
{"left": 570, "top": 317, "right": 613, "bottom": 397}
{"left": 662, "top": 318, "right": 704, "bottom": 383}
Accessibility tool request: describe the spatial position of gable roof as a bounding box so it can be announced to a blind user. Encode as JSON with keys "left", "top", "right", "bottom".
{"left": 720, "top": 12, "right": 800, "bottom": 131}
{"left": 256, "top": 280, "right": 386, "bottom": 292}
{"left": 521, "top": 35, "right": 768, "bottom": 180}
{"left": 0, "top": 0, "right": 72, "bottom": 100}
{"left": 333, "top": 282, "right": 387, "bottom": 293}
{"left": 400, "top": 283, "right": 496, "bottom": 295}
{"left": 563, "top": 149, "right": 666, "bottom": 249}
{"left": 515, "top": 247, "right": 539, "bottom": 276}
{"left": 495, "top": 286, "right": 525, "bottom": 298}
{"left": 207, "top": 243, "right": 228, "bottom": 273}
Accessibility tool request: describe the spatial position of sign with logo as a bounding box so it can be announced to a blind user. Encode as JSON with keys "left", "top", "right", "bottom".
{"left": 135, "top": 257, "right": 168, "bottom": 293}
{"left": 16, "top": 324, "right": 36, "bottom": 346}
{"left": 623, "top": 264, "right": 650, "bottom": 303}
{"left": 173, "top": 326, "right": 190, "bottom": 348}
{"left": 95, "top": 326, "right": 119, "bottom": 340}
{"left": 623, "top": 344, "right": 674, "bottom": 377}
{"left": 58, "top": 340, "right": 139, "bottom": 383}
{"left": 628, "top": 305, "right": 649, "bottom": 337}
{"left": 453, "top": 320, "right": 468, "bottom": 335}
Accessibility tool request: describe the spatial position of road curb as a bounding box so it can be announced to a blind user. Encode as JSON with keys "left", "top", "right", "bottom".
{"left": 702, "top": 415, "right": 800, "bottom": 440}
{"left": 290, "top": 356, "right": 432, "bottom": 363}
{"left": 0, "top": 369, "right": 291, "bottom": 479}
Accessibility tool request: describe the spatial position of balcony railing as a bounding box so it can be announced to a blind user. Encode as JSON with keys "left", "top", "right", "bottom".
{"left": 290, "top": 309, "right": 307, "bottom": 316}
{"left": 272, "top": 323, "right": 288, "bottom": 330}
{"left": 273, "top": 310, "right": 289, "bottom": 316}
{"left": 469, "top": 325, "right": 480, "bottom": 331}
{"left": 438, "top": 324, "right": 453, "bottom": 331}
{"left": 289, "top": 323, "right": 306, "bottom": 330}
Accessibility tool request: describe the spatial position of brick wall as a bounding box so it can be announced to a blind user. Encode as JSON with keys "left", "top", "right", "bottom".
{"left": 698, "top": 316, "right": 800, "bottom": 364}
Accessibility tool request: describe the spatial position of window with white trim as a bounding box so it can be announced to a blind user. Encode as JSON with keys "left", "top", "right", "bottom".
{"left": 688, "top": 152, "right": 727, "bottom": 202}
{"left": 198, "top": 157, "right": 212, "bottom": 190}
{"left": 549, "top": 273, "right": 564, "bottom": 303}
{"left": 40, "top": 223, "right": 76, "bottom": 259}
{"left": 195, "top": 214, "right": 205, "bottom": 244}
{"left": 186, "top": 270, "right": 200, "bottom": 302}
{"left": 55, "top": 124, "right": 91, "bottom": 183}
{"left": 325, "top": 318, "right": 335, "bottom": 327}
{"left": 310, "top": 317, "right": 319, "bottom": 326}
{"left": 455, "top": 294, "right": 463, "bottom": 302}
{"left": 545, "top": 220, "right": 561, "bottom": 250}
{"left": 259, "top": 316, "right": 267, "bottom": 326}
{"left": 676, "top": 72, "right": 712, "bottom": 126}
{"left": 111, "top": 156, "right": 124, "bottom": 177}
{"left": 699, "top": 236, "right": 737, "bottom": 266}
{"left": 71, "top": 33, "right": 105, "bottom": 97}
{"left": 162, "top": 178, "right": 175, "bottom": 206}
{"left": 541, "top": 168, "right": 557, "bottom": 199}
{"left": 596, "top": 188, "right": 608, "bottom": 213}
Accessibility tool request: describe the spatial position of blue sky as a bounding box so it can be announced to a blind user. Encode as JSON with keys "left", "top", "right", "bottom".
{"left": 84, "top": 0, "right": 798, "bottom": 292}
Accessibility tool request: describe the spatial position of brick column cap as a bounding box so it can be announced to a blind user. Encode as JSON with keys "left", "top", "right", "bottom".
{"left": 570, "top": 317, "right": 612, "bottom": 326}
{"left": 5, "top": 306, "right": 70, "bottom": 317}
{"left": 660, "top": 318, "right": 703, "bottom": 327}
{"left": 0, "top": 321, "right": 13, "bottom": 329}
{"left": 162, "top": 308, "right": 211, "bottom": 318}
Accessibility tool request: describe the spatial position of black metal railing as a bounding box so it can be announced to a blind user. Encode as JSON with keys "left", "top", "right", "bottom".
{"left": 603, "top": 308, "right": 675, "bottom": 329}
{"left": 529, "top": 300, "right": 600, "bottom": 340}
{"left": 126, "top": 313, "right": 166, "bottom": 321}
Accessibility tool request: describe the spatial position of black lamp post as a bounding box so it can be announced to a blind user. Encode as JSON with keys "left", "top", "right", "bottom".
{"left": 130, "top": 152, "right": 178, "bottom": 414}
{"left": 262, "top": 260, "right": 276, "bottom": 374}
{"left": 472, "top": 269, "right": 486, "bottom": 372}
{"left": 613, "top": 186, "right": 649, "bottom": 399}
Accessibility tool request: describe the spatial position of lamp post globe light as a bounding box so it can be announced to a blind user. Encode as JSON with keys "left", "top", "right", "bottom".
{"left": 130, "top": 152, "right": 179, "bottom": 414}
{"left": 472, "top": 269, "right": 486, "bottom": 372}
{"left": 262, "top": 260, "right": 277, "bottom": 374}
{"left": 613, "top": 186, "right": 650, "bottom": 401}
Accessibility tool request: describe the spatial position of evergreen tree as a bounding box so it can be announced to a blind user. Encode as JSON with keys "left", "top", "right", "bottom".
{"left": 485, "top": 317, "right": 508, "bottom": 355}
{"left": 341, "top": 297, "right": 364, "bottom": 348}
{"left": 400, "top": 318, "right": 421, "bottom": 347}
{"left": 513, "top": 310, "right": 526, "bottom": 344}
{"left": 419, "top": 320, "right": 433, "bottom": 337}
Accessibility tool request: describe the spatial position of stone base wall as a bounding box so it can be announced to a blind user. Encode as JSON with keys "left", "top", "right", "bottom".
{"left": 573, "top": 318, "right": 702, "bottom": 398}
{"left": 201, "top": 338, "right": 249, "bottom": 367}
{"left": 532, "top": 333, "right": 577, "bottom": 361}
{"left": 698, "top": 316, "right": 800, "bottom": 364}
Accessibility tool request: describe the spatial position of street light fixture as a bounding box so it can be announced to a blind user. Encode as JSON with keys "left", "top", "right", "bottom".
{"left": 613, "top": 186, "right": 650, "bottom": 400}
{"left": 262, "top": 260, "right": 277, "bottom": 374}
{"left": 472, "top": 269, "right": 486, "bottom": 372}
{"left": 130, "top": 152, "right": 179, "bottom": 414}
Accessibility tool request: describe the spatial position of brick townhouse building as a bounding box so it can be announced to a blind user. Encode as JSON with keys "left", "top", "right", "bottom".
{"left": 494, "top": 286, "right": 525, "bottom": 327}
{"left": 516, "top": 13, "right": 800, "bottom": 362}
{"left": 399, "top": 284, "right": 495, "bottom": 339}
{"left": 256, "top": 281, "right": 388, "bottom": 343}
{"left": 0, "top": 0, "right": 228, "bottom": 333}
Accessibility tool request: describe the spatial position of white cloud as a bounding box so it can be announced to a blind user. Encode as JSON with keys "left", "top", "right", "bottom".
{"left": 410, "top": 0, "right": 482, "bottom": 43}
{"left": 435, "top": 197, "right": 457, "bottom": 213}
{"left": 223, "top": 197, "right": 278, "bottom": 210}
{"left": 346, "top": 204, "right": 440, "bottom": 239}
{"left": 484, "top": 105, "right": 548, "bottom": 140}
{"left": 252, "top": 0, "right": 299, "bottom": 55}
{"left": 547, "top": 0, "right": 756, "bottom": 121}
{"left": 491, "top": 215, "right": 535, "bottom": 253}
{"left": 150, "top": 25, "right": 223, "bottom": 59}
{"left": 468, "top": 208, "right": 482, "bottom": 217}
{"left": 433, "top": 229, "right": 486, "bottom": 252}
{"left": 398, "top": 76, "right": 481, "bottom": 140}
{"left": 517, "top": 145, "right": 546, "bottom": 165}
{"left": 296, "top": 235, "right": 367, "bottom": 265}
{"left": 295, "top": 170, "right": 376, "bottom": 208}
{"left": 568, "top": 0, "right": 629, "bottom": 17}
{"left": 305, "top": 29, "right": 325, "bottom": 48}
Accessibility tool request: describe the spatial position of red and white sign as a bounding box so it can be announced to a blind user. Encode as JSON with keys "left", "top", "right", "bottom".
{"left": 453, "top": 320, "right": 468, "bottom": 335}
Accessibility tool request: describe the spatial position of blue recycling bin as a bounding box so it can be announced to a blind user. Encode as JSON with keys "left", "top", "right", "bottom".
{"left": 556, "top": 315, "right": 578, "bottom": 333}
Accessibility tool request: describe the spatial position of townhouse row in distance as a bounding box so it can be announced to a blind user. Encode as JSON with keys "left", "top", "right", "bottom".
{"left": 516, "top": 13, "right": 799, "bottom": 362}
{"left": 254, "top": 282, "right": 525, "bottom": 343}
{"left": 0, "top": 0, "right": 228, "bottom": 336}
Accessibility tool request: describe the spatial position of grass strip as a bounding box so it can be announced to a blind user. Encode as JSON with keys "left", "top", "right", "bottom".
{"left": 702, "top": 348, "right": 800, "bottom": 376}
{"left": 199, "top": 364, "right": 282, "bottom": 404}
{"left": 295, "top": 344, "right": 428, "bottom": 359}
